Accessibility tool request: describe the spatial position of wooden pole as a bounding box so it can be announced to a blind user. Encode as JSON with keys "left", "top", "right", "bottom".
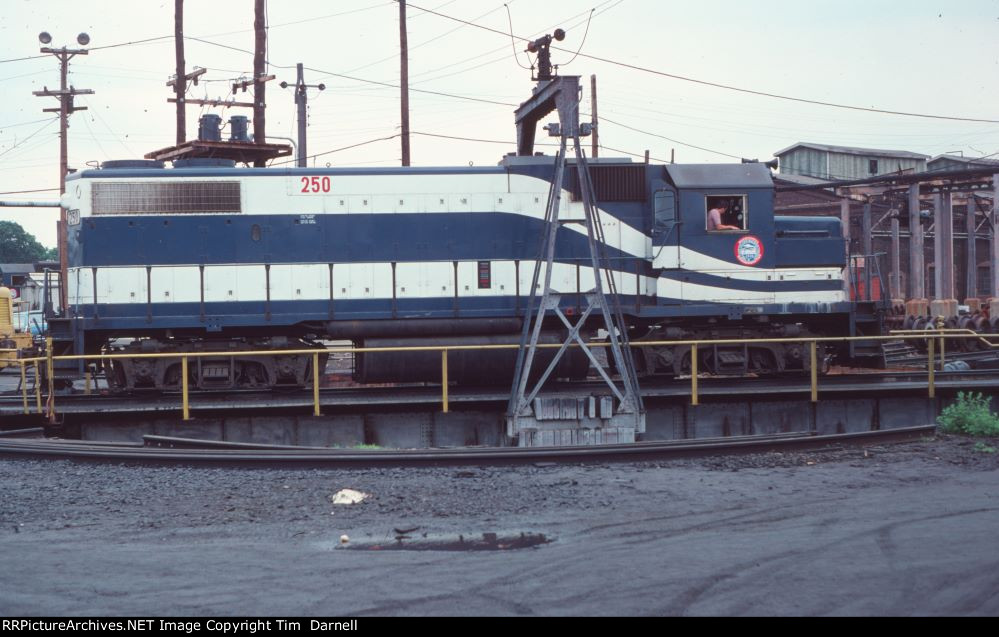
{"left": 253, "top": 0, "right": 266, "bottom": 164}
{"left": 400, "top": 0, "right": 411, "bottom": 166}
{"left": 174, "top": 0, "right": 186, "bottom": 145}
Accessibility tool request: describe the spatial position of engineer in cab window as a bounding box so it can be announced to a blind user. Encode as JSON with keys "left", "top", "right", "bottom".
{"left": 707, "top": 199, "right": 740, "bottom": 231}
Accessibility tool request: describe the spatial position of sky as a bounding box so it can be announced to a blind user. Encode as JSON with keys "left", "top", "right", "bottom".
{"left": 1, "top": 0, "right": 997, "bottom": 248}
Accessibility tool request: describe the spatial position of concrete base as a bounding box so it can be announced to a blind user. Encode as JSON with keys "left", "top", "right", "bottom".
{"left": 930, "top": 299, "right": 959, "bottom": 320}
{"left": 990, "top": 298, "right": 999, "bottom": 319}
{"left": 906, "top": 299, "right": 929, "bottom": 318}
{"left": 889, "top": 299, "right": 906, "bottom": 315}
{"left": 519, "top": 427, "right": 635, "bottom": 447}
{"left": 69, "top": 389, "right": 997, "bottom": 450}
{"left": 965, "top": 298, "right": 982, "bottom": 314}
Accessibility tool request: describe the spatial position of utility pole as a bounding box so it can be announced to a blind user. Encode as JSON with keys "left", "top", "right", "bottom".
{"left": 33, "top": 32, "right": 93, "bottom": 315}
{"left": 253, "top": 0, "right": 267, "bottom": 165}
{"left": 590, "top": 74, "right": 599, "bottom": 158}
{"left": 399, "top": 0, "right": 411, "bottom": 166}
{"left": 166, "top": 0, "right": 206, "bottom": 145}
{"left": 280, "top": 64, "right": 325, "bottom": 167}
{"left": 173, "top": 0, "right": 185, "bottom": 145}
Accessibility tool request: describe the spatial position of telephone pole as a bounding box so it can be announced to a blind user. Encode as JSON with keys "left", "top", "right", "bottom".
{"left": 173, "top": 0, "right": 185, "bottom": 145}
{"left": 280, "top": 64, "right": 325, "bottom": 167}
{"left": 253, "top": 0, "right": 267, "bottom": 164}
{"left": 33, "top": 31, "right": 93, "bottom": 314}
{"left": 399, "top": 0, "right": 411, "bottom": 166}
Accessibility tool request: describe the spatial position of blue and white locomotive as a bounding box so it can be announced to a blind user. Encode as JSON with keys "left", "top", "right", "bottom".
{"left": 59, "top": 154, "right": 853, "bottom": 390}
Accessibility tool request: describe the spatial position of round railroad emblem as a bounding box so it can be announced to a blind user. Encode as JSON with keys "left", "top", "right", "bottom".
{"left": 734, "top": 235, "right": 764, "bottom": 266}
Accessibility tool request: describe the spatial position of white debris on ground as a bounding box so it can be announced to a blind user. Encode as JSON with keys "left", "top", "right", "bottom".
{"left": 330, "top": 489, "right": 369, "bottom": 505}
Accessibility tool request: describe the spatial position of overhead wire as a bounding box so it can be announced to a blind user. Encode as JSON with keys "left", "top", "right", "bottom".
{"left": 0, "top": 118, "right": 58, "bottom": 162}
{"left": 0, "top": 187, "right": 59, "bottom": 195}
{"left": 403, "top": 1, "right": 999, "bottom": 125}
{"left": 505, "top": 4, "right": 531, "bottom": 70}
{"left": 269, "top": 133, "right": 401, "bottom": 166}
{"left": 406, "top": 0, "right": 618, "bottom": 85}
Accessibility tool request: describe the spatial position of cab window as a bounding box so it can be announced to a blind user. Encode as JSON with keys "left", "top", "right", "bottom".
{"left": 653, "top": 189, "right": 677, "bottom": 237}
{"left": 706, "top": 195, "right": 747, "bottom": 232}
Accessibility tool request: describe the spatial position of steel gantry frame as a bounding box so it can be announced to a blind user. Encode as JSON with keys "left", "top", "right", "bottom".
{"left": 506, "top": 75, "right": 645, "bottom": 441}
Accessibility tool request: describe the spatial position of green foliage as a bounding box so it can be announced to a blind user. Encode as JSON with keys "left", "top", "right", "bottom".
{"left": 0, "top": 221, "right": 53, "bottom": 263}
{"left": 938, "top": 392, "right": 999, "bottom": 437}
{"left": 973, "top": 442, "right": 997, "bottom": 454}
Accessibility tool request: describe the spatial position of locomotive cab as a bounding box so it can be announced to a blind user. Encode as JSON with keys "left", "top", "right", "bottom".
{"left": 652, "top": 162, "right": 778, "bottom": 307}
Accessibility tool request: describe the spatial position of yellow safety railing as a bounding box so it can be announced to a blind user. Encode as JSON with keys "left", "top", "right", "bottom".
{"left": 2, "top": 329, "right": 996, "bottom": 420}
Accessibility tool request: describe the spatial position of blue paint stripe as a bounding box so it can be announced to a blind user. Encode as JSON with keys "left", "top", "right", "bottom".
{"left": 658, "top": 270, "right": 842, "bottom": 292}
{"left": 73, "top": 212, "right": 643, "bottom": 267}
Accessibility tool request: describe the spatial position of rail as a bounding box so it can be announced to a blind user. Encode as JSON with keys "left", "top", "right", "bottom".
{"left": 2, "top": 329, "right": 997, "bottom": 421}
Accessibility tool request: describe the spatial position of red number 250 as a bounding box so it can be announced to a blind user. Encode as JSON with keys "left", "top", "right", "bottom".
{"left": 300, "top": 176, "right": 331, "bottom": 193}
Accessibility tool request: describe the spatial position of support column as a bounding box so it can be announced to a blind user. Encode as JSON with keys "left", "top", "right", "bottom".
{"left": 840, "top": 198, "right": 851, "bottom": 298}
{"left": 990, "top": 175, "right": 999, "bottom": 319}
{"left": 890, "top": 215, "right": 902, "bottom": 307}
{"left": 931, "top": 191, "right": 957, "bottom": 319}
{"left": 862, "top": 201, "right": 872, "bottom": 300}
{"left": 906, "top": 184, "right": 927, "bottom": 317}
{"left": 966, "top": 196, "right": 980, "bottom": 312}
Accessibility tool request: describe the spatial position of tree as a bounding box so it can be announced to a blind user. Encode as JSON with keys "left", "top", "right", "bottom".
{"left": 0, "top": 221, "right": 55, "bottom": 263}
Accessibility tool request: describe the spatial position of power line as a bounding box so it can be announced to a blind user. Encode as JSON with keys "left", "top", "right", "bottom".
{"left": 412, "top": 130, "right": 512, "bottom": 145}
{"left": 270, "top": 134, "right": 401, "bottom": 166}
{"left": 339, "top": 0, "right": 513, "bottom": 76}
{"left": 0, "top": 118, "right": 58, "bottom": 161}
{"left": 0, "top": 117, "right": 59, "bottom": 130}
{"left": 595, "top": 114, "right": 743, "bottom": 160}
{"left": 0, "top": 187, "right": 59, "bottom": 195}
{"left": 406, "top": 0, "right": 618, "bottom": 86}
{"left": 403, "top": 1, "right": 999, "bottom": 125}
{"left": 600, "top": 144, "right": 666, "bottom": 163}
{"left": 183, "top": 35, "right": 517, "bottom": 107}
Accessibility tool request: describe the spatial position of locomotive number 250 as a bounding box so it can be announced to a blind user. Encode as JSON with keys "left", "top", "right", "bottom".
{"left": 300, "top": 176, "right": 332, "bottom": 193}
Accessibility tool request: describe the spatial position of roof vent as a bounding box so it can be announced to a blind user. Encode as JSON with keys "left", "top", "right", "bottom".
{"left": 100, "top": 160, "right": 165, "bottom": 170}
{"left": 173, "top": 158, "right": 237, "bottom": 169}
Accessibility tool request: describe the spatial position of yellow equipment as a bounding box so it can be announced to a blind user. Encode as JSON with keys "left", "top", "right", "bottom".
{"left": 0, "top": 287, "right": 32, "bottom": 369}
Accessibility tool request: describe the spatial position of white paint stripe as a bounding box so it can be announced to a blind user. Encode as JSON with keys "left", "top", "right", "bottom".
{"left": 657, "top": 277, "right": 847, "bottom": 304}
{"left": 69, "top": 262, "right": 659, "bottom": 306}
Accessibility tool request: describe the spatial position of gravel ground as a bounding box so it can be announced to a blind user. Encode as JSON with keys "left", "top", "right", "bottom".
{"left": 1, "top": 433, "right": 998, "bottom": 616}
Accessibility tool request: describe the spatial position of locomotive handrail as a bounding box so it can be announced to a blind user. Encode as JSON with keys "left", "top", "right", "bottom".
{"left": 9, "top": 329, "right": 996, "bottom": 421}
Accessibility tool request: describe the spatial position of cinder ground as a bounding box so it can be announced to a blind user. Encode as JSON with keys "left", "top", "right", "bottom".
{"left": 1, "top": 434, "right": 997, "bottom": 616}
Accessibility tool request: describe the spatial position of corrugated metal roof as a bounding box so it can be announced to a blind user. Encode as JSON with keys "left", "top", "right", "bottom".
{"left": 0, "top": 264, "right": 36, "bottom": 276}
{"left": 665, "top": 163, "right": 773, "bottom": 189}
{"left": 773, "top": 173, "right": 832, "bottom": 186}
{"left": 926, "top": 154, "right": 999, "bottom": 169}
{"left": 774, "top": 142, "right": 929, "bottom": 161}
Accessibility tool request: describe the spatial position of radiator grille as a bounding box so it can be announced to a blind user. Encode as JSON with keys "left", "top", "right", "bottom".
{"left": 569, "top": 165, "right": 647, "bottom": 202}
{"left": 91, "top": 182, "right": 242, "bottom": 215}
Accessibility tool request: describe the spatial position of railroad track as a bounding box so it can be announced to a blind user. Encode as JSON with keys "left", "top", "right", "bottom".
{"left": 0, "top": 426, "right": 936, "bottom": 465}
